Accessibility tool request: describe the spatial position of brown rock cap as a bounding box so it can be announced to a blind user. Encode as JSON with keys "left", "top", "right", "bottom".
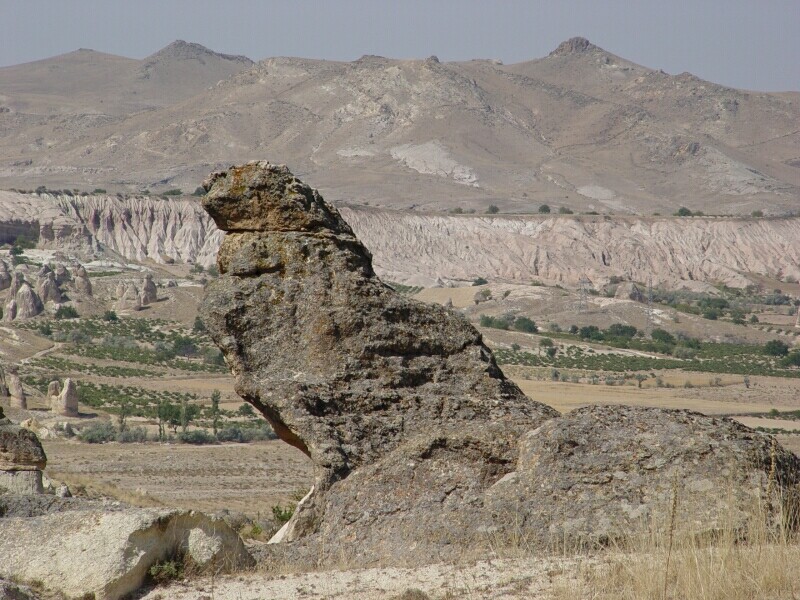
{"left": 202, "top": 161, "right": 354, "bottom": 235}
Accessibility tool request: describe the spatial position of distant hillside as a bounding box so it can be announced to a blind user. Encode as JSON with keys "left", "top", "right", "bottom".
{"left": 0, "top": 37, "right": 797, "bottom": 215}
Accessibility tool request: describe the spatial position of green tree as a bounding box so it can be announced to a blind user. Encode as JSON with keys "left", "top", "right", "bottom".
{"left": 651, "top": 329, "right": 676, "bottom": 345}
{"left": 237, "top": 403, "right": 255, "bottom": 417}
{"left": 486, "top": 205, "right": 499, "bottom": 214}
{"left": 210, "top": 390, "right": 221, "bottom": 436}
{"left": 764, "top": 340, "right": 789, "bottom": 356}
{"left": 513, "top": 316, "right": 538, "bottom": 333}
{"left": 192, "top": 317, "right": 206, "bottom": 333}
{"left": 675, "top": 207, "right": 693, "bottom": 217}
{"left": 606, "top": 324, "right": 637, "bottom": 338}
{"left": 538, "top": 204, "right": 551, "bottom": 214}
{"left": 578, "top": 325, "right": 602, "bottom": 340}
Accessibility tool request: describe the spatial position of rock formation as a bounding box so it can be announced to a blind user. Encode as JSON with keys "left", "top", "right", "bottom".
{"left": 0, "top": 406, "right": 46, "bottom": 494}
{"left": 140, "top": 273, "right": 158, "bottom": 305}
{"left": 0, "top": 365, "right": 9, "bottom": 400}
{"left": 36, "top": 271, "right": 63, "bottom": 304}
{"left": 614, "top": 281, "right": 645, "bottom": 302}
{"left": 72, "top": 264, "right": 92, "bottom": 296}
{"left": 51, "top": 378, "right": 78, "bottom": 417}
{"left": 115, "top": 283, "right": 141, "bottom": 312}
{"left": 202, "top": 162, "right": 558, "bottom": 481}
{"left": 6, "top": 367, "right": 26, "bottom": 410}
{"left": 47, "top": 380, "right": 61, "bottom": 398}
{"left": 201, "top": 163, "right": 800, "bottom": 566}
{"left": 0, "top": 260, "right": 10, "bottom": 291}
{"left": 54, "top": 264, "right": 71, "bottom": 285}
{"left": 3, "top": 273, "right": 43, "bottom": 321}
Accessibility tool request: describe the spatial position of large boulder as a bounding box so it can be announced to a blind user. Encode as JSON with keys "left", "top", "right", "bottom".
{"left": 489, "top": 405, "right": 800, "bottom": 546}
{"left": 0, "top": 509, "right": 253, "bottom": 600}
{"left": 201, "top": 161, "right": 557, "bottom": 485}
{"left": 0, "top": 407, "right": 46, "bottom": 495}
{"left": 200, "top": 163, "right": 800, "bottom": 566}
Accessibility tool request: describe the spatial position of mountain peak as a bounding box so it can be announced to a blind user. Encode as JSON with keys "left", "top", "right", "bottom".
{"left": 144, "top": 40, "right": 253, "bottom": 66}
{"left": 549, "top": 37, "right": 599, "bottom": 57}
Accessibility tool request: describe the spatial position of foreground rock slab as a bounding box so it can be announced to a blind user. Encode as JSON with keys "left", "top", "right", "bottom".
{"left": 200, "top": 162, "right": 800, "bottom": 566}
{"left": 0, "top": 509, "right": 253, "bottom": 600}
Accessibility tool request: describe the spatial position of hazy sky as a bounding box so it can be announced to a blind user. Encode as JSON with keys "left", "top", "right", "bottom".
{"left": 2, "top": 0, "right": 799, "bottom": 91}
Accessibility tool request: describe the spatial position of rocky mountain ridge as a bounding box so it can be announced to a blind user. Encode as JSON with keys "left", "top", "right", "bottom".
{"left": 0, "top": 37, "right": 797, "bottom": 214}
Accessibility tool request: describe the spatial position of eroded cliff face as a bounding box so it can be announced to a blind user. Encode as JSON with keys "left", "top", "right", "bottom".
{"left": 0, "top": 190, "right": 222, "bottom": 267}
{"left": 342, "top": 208, "right": 800, "bottom": 288}
{"left": 0, "top": 189, "right": 798, "bottom": 288}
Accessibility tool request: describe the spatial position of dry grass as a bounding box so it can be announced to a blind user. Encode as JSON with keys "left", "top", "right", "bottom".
{"left": 551, "top": 492, "right": 800, "bottom": 600}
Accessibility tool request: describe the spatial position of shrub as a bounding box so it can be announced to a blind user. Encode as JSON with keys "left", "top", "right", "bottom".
{"left": 538, "top": 204, "right": 551, "bottom": 214}
{"left": 540, "top": 338, "right": 554, "bottom": 347}
{"left": 117, "top": 426, "right": 149, "bottom": 443}
{"left": 479, "top": 314, "right": 510, "bottom": 330}
{"left": 764, "top": 340, "right": 790, "bottom": 356}
{"left": 651, "top": 329, "right": 676, "bottom": 345}
{"left": 192, "top": 186, "right": 206, "bottom": 196}
{"left": 163, "top": 188, "right": 182, "bottom": 196}
{"left": 472, "top": 277, "right": 488, "bottom": 286}
{"left": 102, "top": 310, "right": 118, "bottom": 322}
{"left": 578, "top": 325, "right": 602, "bottom": 340}
{"left": 93, "top": 188, "right": 107, "bottom": 194}
{"left": 486, "top": 204, "right": 499, "bottom": 214}
{"left": 513, "top": 316, "right": 538, "bottom": 333}
{"left": 672, "top": 346, "right": 698, "bottom": 359}
{"left": 54, "top": 306, "right": 79, "bottom": 320}
{"left": 202, "top": 348, "right": 225, "bottom": 366}
{"left": 675, "top": 207, "right": 693, "bottom": 217}
{"left": 237, "top": 403, "right": 255, "bottom": 417}
{"left": 606, "top": 324, "right": 637, "bottom": 338}
{"left": 78, "top": 421, "right": 117, "bottom": 443}
{"left": 781, "top": 351, "right": 800, "bottom": 367}
{"left": 558, "top": 206, "right": 573, "bottom": 214}
{"left": 148, "top": 559, "right": 183, "bottom": 584}
{"left": 751, "top": 209, "right": 764, "bottom": 217}
{"left": 272, "top": 504, "right": 295, "bottom": 524}
{"left": 172, "top": 335, "right": 198, "bottom": 358}
{"left": 177, "top": 430, "right": 218, "bottom": 445}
